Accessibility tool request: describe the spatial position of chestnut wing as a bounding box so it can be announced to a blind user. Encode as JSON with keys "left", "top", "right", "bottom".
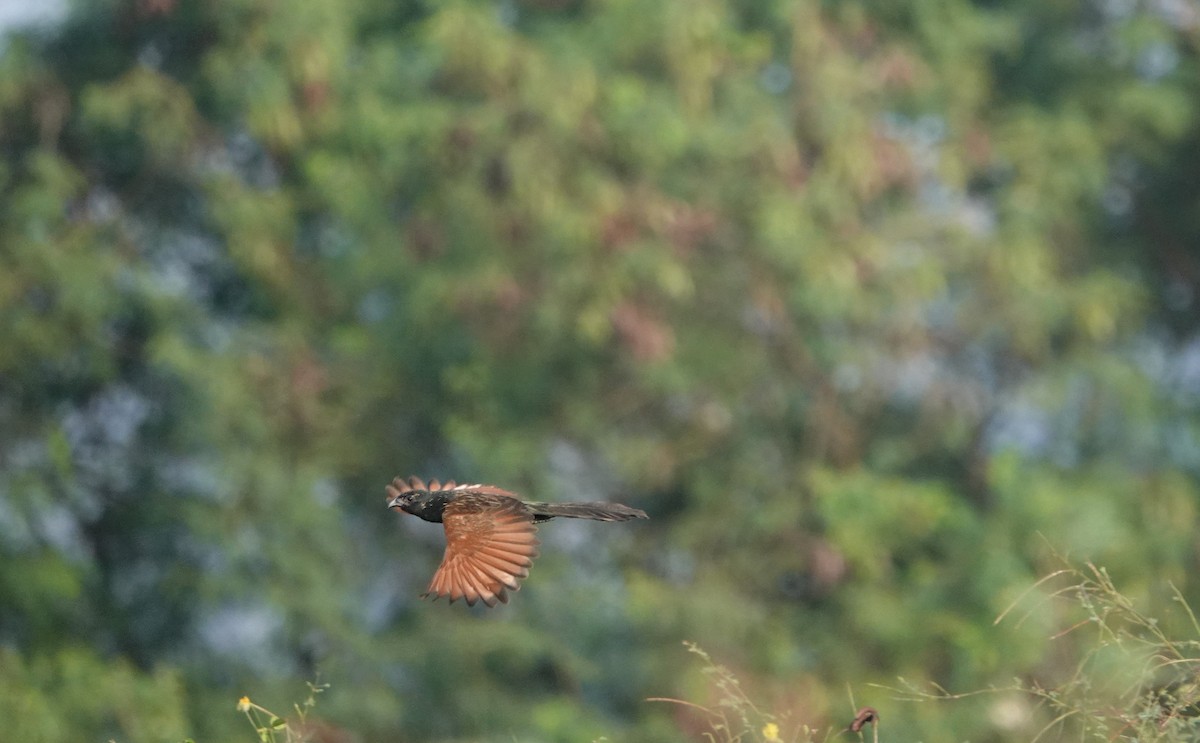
{"left": 423, "top": 493, "right": 540, "bottom": 607}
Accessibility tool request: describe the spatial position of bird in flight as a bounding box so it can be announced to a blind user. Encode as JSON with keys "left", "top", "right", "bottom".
{"left": 386, "top": 476, "right": 647, "bottom": 607}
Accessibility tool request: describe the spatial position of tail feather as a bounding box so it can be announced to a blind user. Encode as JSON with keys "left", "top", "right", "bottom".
{"left": 525, "top": 501, "right": 648, "bottom": 522}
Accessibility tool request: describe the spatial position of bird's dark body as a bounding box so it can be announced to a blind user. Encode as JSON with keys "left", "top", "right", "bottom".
{"left": 392, "top": 483, "right": 647, "bottom": 524}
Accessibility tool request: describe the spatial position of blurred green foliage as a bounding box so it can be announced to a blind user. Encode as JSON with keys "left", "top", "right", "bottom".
{"left": 1, "top": 0, "right": 1199, "bottom": 740}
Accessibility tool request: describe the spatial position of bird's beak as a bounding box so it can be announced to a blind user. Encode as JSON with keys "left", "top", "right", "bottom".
{"left": 386, "top": 495, "right": 406, "bottom": 511}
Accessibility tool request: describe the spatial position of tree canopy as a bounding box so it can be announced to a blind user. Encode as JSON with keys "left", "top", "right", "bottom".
{"left": 2, "top": 0, "right": 1200, "bottom": 740}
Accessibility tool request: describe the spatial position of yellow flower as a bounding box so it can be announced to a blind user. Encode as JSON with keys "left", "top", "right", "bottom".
{"left": 237, "top": 696, "right": 252, "bottom": 712}
{"left": 762, "top": 722, "right": 781, "bottom": 741}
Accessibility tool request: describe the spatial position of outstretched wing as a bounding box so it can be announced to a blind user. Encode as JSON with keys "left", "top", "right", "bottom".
{"left": 423, "top": 493, "right": 540, "bottom": 607}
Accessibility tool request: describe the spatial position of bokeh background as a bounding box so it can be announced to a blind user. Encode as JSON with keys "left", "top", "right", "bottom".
{"left": 3, "top": 0, "right": 1200, "bottom": 740}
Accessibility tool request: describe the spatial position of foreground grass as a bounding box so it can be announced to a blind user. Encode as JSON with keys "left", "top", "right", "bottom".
{"left": 234, "top": 679, "right": 328, "bottom": 743}
{"left": 648, "top": 641, "right": 847, "bottom": 743}
{"left": 214, "top": 560, "right": 1198, "bottom": 742}
{"left": 887, "top": 561, "right": 1200, "bottom": 742}
{"left": 652, "top": 560, "right": 1200, "bottom": 743}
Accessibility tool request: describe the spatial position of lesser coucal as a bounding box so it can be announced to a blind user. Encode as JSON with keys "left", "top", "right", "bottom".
{"left": 386, "top": 476, "right": 647, "bottom": 607}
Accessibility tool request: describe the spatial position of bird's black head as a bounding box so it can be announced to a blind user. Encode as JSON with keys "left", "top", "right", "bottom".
{"left": 386, "top": 489, "right": 415, "bottom": 512}
{"left": 385, "top": 477, "right": 424, "bottom": 513}
{"left": 385, "top": 476, "right": 452, "bottom": 523}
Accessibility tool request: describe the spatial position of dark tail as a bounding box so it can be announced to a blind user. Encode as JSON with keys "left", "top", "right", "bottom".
{"left": 525, "top": 501, "right": 648, "bottom": 522}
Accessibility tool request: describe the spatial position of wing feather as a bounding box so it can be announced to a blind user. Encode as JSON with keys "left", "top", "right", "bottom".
{"left": 422, "top": 493, "right": 540, "bottom": 608}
